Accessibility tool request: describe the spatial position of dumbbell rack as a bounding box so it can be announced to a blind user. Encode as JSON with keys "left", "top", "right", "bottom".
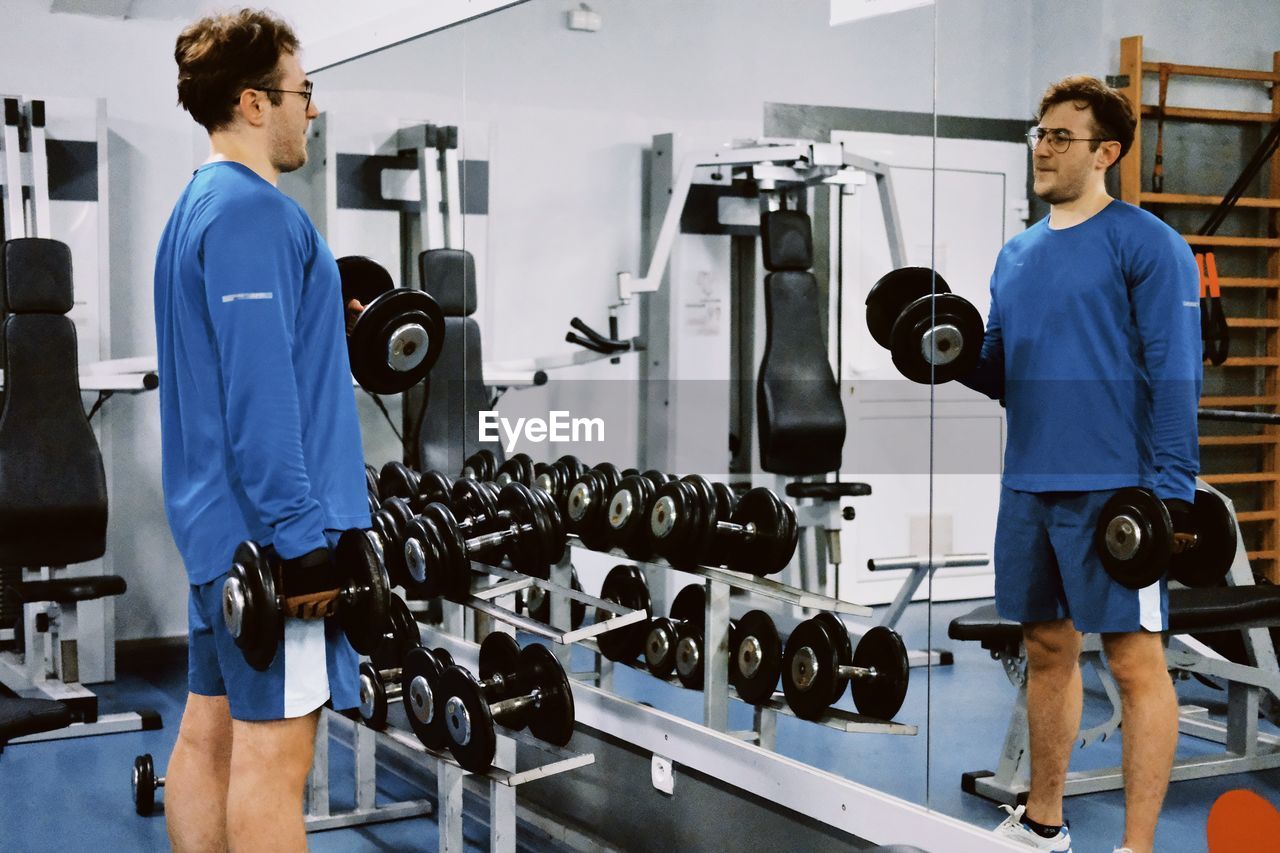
{"left": 555, "top": 540, "right": 918, "bottom": 741}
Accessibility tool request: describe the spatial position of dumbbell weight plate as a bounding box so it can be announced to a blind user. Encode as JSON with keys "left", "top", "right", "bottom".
{"left": 644, "top": 617, "right": 680, "bottom": 678}
{"left": 413, "top": 470, "right": 454, "bottom": 513}
{"left": 725, "top": 488, "right": 798, "bottom": 576}
{"left": 225, "top": 541, "right": 280, "bottom": 672}
{"left": 608, "top": 475, "right": 658, "bottom": 559}
{"left": 889, "top": 292, "right": 984, "bottom": 385}
{"left": 401, "top": 514, "right": 445, "bottom": 599}
{"left": 1095, "top": 487, "right": 1173, "bottom": 590}
{"left": 499, "top": 482, "right": 556, "bottom": 575}
{"left": 433, "top": 647, "right": 455, "bottom": 669}
{"left": 452, "top": 477, "right": 499, "bottom": 528}
{"left": 674, "top": 620, "right": 705, "bottom": 689}
{"left": 401, "top": 646, "right": 448, "bottom": 750}
{"left": 439, "top": 666, "right": 499, "bottom": 774}
{"left": 529, "top": 486, "right": 567, "bottom": 567}
{"left": 479, "top": 632, "right": 528, "bottom": 730}
{"left": 462, "top": 449, "right": 498, "bottom": 482}
{"left": 523, "top": 643, "right": 576, "bottom": 747}
{"left": 358, "top": 661, "right": 391, "bottom": 730}
{"left": 365, "top": 463, "right": 381, "bottom": 504}
{"left": 378, "top": 461, "right": 420, "bottom": 503}
{"left": 864, "top": 266, "right": 951, "bottom": 350}
{"left": 371, "top": 593, "right": 419, "bottom": 671}
{"left": 423, "top": 502, "right": 475, "bottom": 600}
{"left": 565, "top": 471, "right": 613, "bottom": 551}
{"left": 731, "top": 609, "right": 782, "bottom": 705}
{"left": 781, "top": 617, "right": 841, "bottom": 721}
{"left": 669, "top": 583, "right": 707, "bottom": 627}
{"left": 527, "top": 567, "right": 587, "bottom": 629}
{"left": 814, "top": 612, "right": 853, "bottom": 705}
{"left": 496, "top": 453, "right": 535, "bottom": 487}
{"left": 376, "top": 497, "right": 415, "bottom": 587}
{"left": 648, "top": 480, "right": 711, "bottom": 570}
{"left": 335, "top": 530, "right": 392, "bottom": 655}
{"left": 132, "top": 753, "right": 156, "bottom": 816}
{"left": 1170, "top": 488, "right": 1238, "bottom": 588}
{"left": 349, "top": 288, "right": 446, "bottom": 395}
{"left": 849, "top": 626, "right": 910, "bottom": 721}
{"left": 595, "top": 564, "right": 652, "bottom": 663}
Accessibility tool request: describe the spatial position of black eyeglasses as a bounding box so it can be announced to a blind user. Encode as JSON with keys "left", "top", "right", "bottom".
{"left": 234, "top": 80, "right": 313, "bottom": 109}
{"left": 1026, "top": 126, "right": 1114, "bottom": 153}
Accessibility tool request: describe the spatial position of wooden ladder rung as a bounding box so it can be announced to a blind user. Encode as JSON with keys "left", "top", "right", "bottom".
{"left": 1218, "top": 277, "right": 1280, "bottom": 289}
{"left": 1236, "top": 510, "right": 1280, "bottom": 523}
{"left": 1229, "top": 318, "right": 1280, "bottom": 329}
{"left": 1201, "top": 472, "right": 1280, "bottom": 485}
{"left": 1183, "top": 234, "right": 1280, "bottom": 249}
{"left": 1141, "top": 61, "right": 1280, "bottom": 84}
{"left": 1199, "top": 434, "right": 1280, "bottom": 447}
{"left": 1141, "top": 105, "right": 1277, "bottom": 123}
{"left": 1142, "top": 192, "right": 1280, "bottom": 209}
{"left": 1213, "top": 356, "right": 1280, "bottom": 367}
{"left": 1248, "top": 550, "right": 1278, "bottom": 562}
{"left": 1201, "top": 396, "right": 1280, "bottom": 407}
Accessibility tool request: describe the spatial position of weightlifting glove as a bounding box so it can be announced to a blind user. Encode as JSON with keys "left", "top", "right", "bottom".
{"left": 280, "top": 546, "right": 343, "bottom": 619}
{"left": 1164, "top": 498, "right": 1196, "bottom": 554}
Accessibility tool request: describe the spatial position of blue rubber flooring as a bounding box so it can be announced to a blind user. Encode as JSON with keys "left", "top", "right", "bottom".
{"left": 2, "top": 599, "right": 1278, "bottom": 852}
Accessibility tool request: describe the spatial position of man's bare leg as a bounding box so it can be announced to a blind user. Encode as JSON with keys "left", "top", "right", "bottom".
{"left": 1103, "top": 630, "right": 1177, "bottom": 853}
{"left": 166, "top": 693, "right": 233, "bottom": 852}
{"left": 226, "top": 710, "right": 319, "bottom": 853}
{"left": 1022, "top": 618, "right": 1084, "bottom": 827}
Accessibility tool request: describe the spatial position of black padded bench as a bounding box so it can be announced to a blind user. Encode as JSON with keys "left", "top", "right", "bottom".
{"left": 0, "top": 695, "right": 70, "bottom": 753}
{"left": 948, "top": 586, "right": 1280, "bottom": 650}
{"left": 17, "top": 576, "right": 127, "bottom": 606}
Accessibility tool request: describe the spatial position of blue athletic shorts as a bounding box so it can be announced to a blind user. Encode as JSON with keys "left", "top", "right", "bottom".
{"left": 994, "top": 486, "right": 1168, "bottom": 633}
{"left": 187, "top": 531, "right": 360, "bottom": 721}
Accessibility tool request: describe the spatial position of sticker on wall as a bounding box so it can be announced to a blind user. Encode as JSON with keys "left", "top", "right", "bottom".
{"left": 830, "top": 0, "right": 934, "bottom": 26}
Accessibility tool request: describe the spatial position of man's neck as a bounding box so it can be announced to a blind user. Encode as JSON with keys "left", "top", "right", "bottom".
{"left": 206, "top": 133, "right": 278, "bottom": 186}
{"left": 1048, "top": 185, "right": 1113, "bottom": 230}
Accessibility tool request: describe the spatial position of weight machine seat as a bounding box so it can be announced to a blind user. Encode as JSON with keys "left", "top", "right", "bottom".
{"left": 416, "top": 248, "right": 504, "bottom": 474}
{"left": 948, "top": 586, "right": 1280, "bottom": 650}
{"left": 757, "top": 270, "right": 846, "bottom": 475}
{"left": 0, "top": 694, "right": 70, "bottom": 748}
{"left": 785, "top": 481, "right": 872, "bottom": 501}
{"left": 0, "top": 239, "right": 108, "bottom": 566}
{"left": 16, "top": 575, "right": 126, "bottom": 605}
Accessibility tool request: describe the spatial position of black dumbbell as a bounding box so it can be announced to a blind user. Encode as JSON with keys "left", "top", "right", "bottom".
{"left": 495, "top": 453, "right": 536, "bottom": 487}
{"left": 534, "top": 455, "right": 589, "bottom": 519}
{"left": 649, "top": 483, "right": 798, "bottom": 576}
{"left": 460, "top": 449, "right": 499, "bottom": 482}
{"left": 412, "top": 469, "right": 455, "bottom": 514}
{"left": 365, "top": 463, "right": 381, "bottom": 514}
{"left": 339, "top": 255, "right": 445, "bottom": 395}
{"left": 401, "top": 483, "right": 561, "bottom": 600}
{"left": 644, "top": 583, "right": 705, "bottom": 679}
{"left": 222, "top": 531, "right": 391, "bottom": 671}
{"left": 594, "top": 564, "right": 652, "bottom": 663}
{"left": 369, "top": 593, "right": 420, "bottom": 671}
{"left": 379, "top": 460, "right": 420, "bottom": 504}
{"left": 864, "top": 266, "right": 983, "bottom": 385}
{"left": 605, "top": 471, "right": 673, "bottom": 560}
{"left": 1096, "top": 486, "right": 1238, "bottom": 590}
{"left": 132, "top": 753, "right": 164, "bottom": 816}
{"left": 400, "top": 645, "right": 455, "bottom": 750}
{"left": 370, "top": 496, "right": 416, "bottom": 589}
{"left": 358, "top": 596, "right": 425, "bottom": 731}
{"left": 436, "top": 635, "right": 576, "bottom": 773}
{"left": 730, "top": 609, "right": 784, "bottom": 705}
{"left": 564, "top": 465, "right": 624, "bottom": 551}
{"left": 781, "top": 614, "right": 909, "bottom": 721}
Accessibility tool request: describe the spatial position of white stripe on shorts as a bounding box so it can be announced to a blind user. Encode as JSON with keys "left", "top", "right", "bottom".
{"left": 283, "top": 617, "right": 330, "bottom": 717}
{"left": 1138, "top": 581, "right": 1163, "bottom": 631}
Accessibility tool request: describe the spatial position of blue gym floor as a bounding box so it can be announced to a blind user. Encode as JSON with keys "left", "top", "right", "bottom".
{"left": 2, "top": 599, "right": 1277, "bottom": 852}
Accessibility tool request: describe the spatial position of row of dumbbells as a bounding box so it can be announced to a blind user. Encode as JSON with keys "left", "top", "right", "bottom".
{"left": 355, "top": 594, "right": 576, "bottom": 773}
{"left": 374, "top": 451, "right": 800, "bottom": 578}
{"left": 591, "top": 565, "right": 910, "bottom": 722}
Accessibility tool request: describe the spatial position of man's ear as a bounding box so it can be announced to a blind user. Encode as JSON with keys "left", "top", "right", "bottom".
{"left": 232, "top": 90, "right": 266, "bottom": 127}
{"left": 1097, "top": 140, "right": 1122, "bottom": 171}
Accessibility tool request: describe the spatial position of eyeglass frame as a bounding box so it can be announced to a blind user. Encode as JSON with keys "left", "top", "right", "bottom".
{"left": 1026, "top": 126, "right": 1116, "bottom": 153}
{"left": 231, "top": 80, "right": 314, "bottom": 109}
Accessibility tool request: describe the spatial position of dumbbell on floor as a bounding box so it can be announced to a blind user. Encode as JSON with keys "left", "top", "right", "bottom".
{"left": 1096, "top": 486, "right": 1238, "bottom": 589}
{"left": 781, "top": 614, "right": 909, "bottom": 721}
{"left": 222, "top": 531, "right": 391, "bottom": 671}
{"left": 649, "top": 480, "right": 798, "bottom": 576}
{"left": 864, "top": 266, "right": 983, "bottom": 385}
{"left": 132, "top": 753, "right": 165, "bottom": 816}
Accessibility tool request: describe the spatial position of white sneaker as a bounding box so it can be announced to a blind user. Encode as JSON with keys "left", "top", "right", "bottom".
{"left": 1114, "top": 849, "right": 1135, "bottom": 853}
{"left": 992, "top": 804, "right": 1073, "bottom": 851}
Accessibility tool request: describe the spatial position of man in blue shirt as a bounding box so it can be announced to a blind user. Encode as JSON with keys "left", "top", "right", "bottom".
{"left": 965, "top": 77, "right": 1201, "bottom": 853}
{"left": 154, "top": 10, "right": 368, "bottom": 851}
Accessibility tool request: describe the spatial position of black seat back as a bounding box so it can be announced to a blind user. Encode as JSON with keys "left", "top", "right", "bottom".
{"left": 0, "top": 239, "right": 107, "bottom": 565}
{"left": 416, "top": 249, "right": 505, "bottom": 474}
{"left": 756, "top": 212, "right": 846, "bottom": 475}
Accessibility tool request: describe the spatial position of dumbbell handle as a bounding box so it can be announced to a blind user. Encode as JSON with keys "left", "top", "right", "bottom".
{"left": 463, "top": 521, "right": 535, "bottom": 555}
{"left": 837, "top": 664, "right": 878, "bottom": 680}
{"left": 715, "top": 519, "right": 756, "bottom": 539}
{"left": 490, "top": 687, "right": 542, "bottom": 718}
{"left": 373, "top": 666, "right": 403, "bottom": 683}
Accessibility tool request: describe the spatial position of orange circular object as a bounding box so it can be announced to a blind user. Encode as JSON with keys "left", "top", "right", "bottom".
{"left": 1207, "top": 788, "right": 1280, "bottom": 852}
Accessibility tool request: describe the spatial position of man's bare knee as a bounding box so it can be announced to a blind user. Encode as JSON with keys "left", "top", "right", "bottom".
{"left": 1024, "top": 619, "right": 1082, "bottom": 673}
{"left": 1103, "top": 631, "right": 1169, "bottom": 693}
{"left": 230, "top": 712, "right": 318, "bottom": 788}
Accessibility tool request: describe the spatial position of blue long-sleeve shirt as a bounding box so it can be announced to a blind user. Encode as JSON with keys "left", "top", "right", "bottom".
{"left": 155, "top": 161, "right": 369, "bottom": 585}
{"left": 961, "top": 200, "right": 1202, "bottom": 501}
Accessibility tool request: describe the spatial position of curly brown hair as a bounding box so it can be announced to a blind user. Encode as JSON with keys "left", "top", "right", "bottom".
{"left": 1037, "top": 75, "right": 1137, "bottom": 163}
{"left": 175, "top": 9, "right": 300, "bottom": 132}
